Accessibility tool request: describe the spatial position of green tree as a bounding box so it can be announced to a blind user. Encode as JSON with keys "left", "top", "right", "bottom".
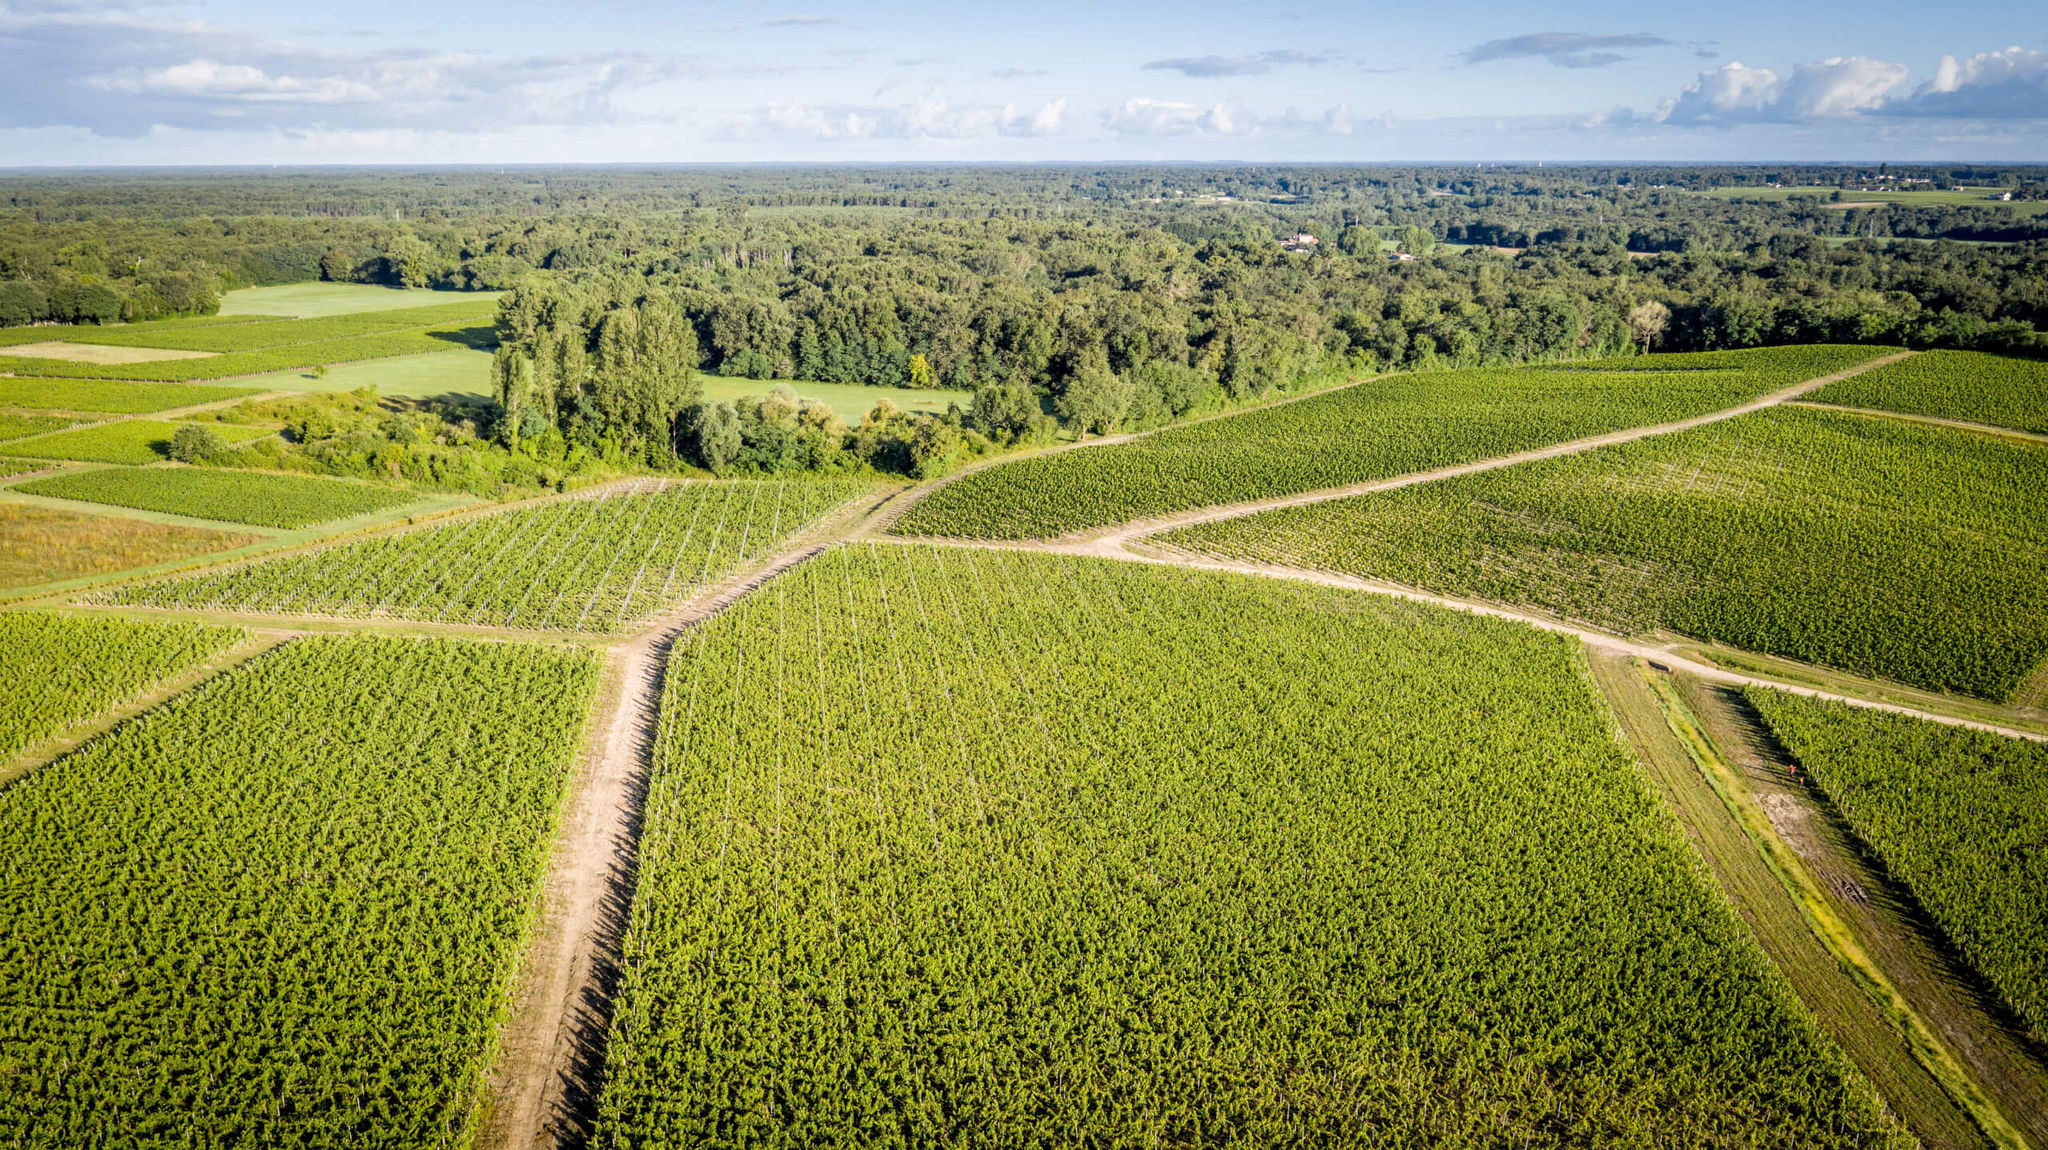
{"left": 167, "top": 425, "right": 225, "bottom": 464}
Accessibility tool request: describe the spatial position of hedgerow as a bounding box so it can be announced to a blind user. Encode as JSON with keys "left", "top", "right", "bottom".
{"left": 0, "top": 634, "right": 598, "bottom": 1146}
{"left": 1169, "top": 405, "right": 2048, "bottom": 700}
{"left": 894, "top": 345, "right": 1889, "bottom": 540}
{"left": 1746, "top": 688, "right": 2048, "bottom": 1044}
{"left": 17, "top": 466, "right": 419, "bottom": 529}
{"left": 111, "top": 479, "right": 871, "bottom": 633}
{"left": 0, "top": 610, "right": 241, "bottom": 761}
{"left": 1808, "top": 349, "right": 2048, "bottom": 434}
{"left": 595, "top": 545, "right": 1903, "bottom": 1147}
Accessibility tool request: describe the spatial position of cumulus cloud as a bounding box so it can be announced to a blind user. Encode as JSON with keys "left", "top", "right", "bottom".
{"left": 1662, "top": 56, "right": 1910, "bottom": 125}
{"left": 726, "top": 95, "right": 1068, "bottom": 141}
{"left": 1891, "top": 47, "right": 2048, "bottom": 118}
{"left": 1462, "top": 33, "right": 1668, "bottom": 69}
{"left": 1102, "top": 97, "right": 1355, "bottom": 137}
{"left": 1141, "top": 50, "right": 1333, "bottom": 78}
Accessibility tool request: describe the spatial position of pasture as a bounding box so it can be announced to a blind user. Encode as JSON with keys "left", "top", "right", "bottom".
{"left": 0, "top": 503, "right": 260, "bottom": 591}
{"left": 217, "top": 283, "right": 505, "bottom": 318}
{"left": 700, "top": 375, "right": 974, "bottom": 423}
{"left": 238, "top": 347, "right": 495, "bottom": 399}
{"left": 1167, "top": 405, "right": 2048, "bottom": 700}
{"left": 596, "top": 545, "right": 1900, "bottom": 1147}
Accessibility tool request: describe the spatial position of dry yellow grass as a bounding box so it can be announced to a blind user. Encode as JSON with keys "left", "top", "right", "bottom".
{"left": 0, "top": 341, "right": 220, "bottom": 365}
{"left": 0, "top": 503, "right": 258, "bottom": 590}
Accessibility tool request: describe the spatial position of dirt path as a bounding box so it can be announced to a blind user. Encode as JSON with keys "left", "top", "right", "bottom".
{"left": 1057, "top": 351, "right": 1913, "bottom": 549}
{"left": 1784, "top": 400, "right": 2048, "bottom": 446}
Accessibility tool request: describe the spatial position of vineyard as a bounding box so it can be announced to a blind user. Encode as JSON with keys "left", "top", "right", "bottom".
{"left": 0, "top": 610, "right": 241, "bottom": 760}
{"left": 18, "top": 466, "right": 420, "bottom": 529}
{"left": 1168, "top": 405, "right": 2048, "bottom": 700}
{"left": 110, "top": 479, "right": 871, "bottom": 632}
{"left": 0, "top": 634, "right": 599, "bottom": 1147}
{"left": 0, "top": 415, "right": 77, "bottom": 443}
{"left": 1808, "top": 349, "right": 2048, "bottom": 435}
{"left": 0, "top": 378, "right": 260, "bottom": 413}
{"left": 0, "top": 322, "right": 493, "bottom": 383}
{"left": 0, "top": 420, "right": 276, "bottom": 465}
{"left": 1746, "top": 689, "right": 2048, "bottom": 1047}
{"left": 893, "top": 345, "right": 1888, "bottom": 540}
{"left": 55, "top": 300, "right": 497, "bottom": 353}
{"left": 595, "top": 544, "right": 1901, "bottom": 1147}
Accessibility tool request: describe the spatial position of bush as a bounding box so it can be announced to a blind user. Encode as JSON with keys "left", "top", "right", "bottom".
{"left": 167, "top": 424, "right": 226, "bottom": 463}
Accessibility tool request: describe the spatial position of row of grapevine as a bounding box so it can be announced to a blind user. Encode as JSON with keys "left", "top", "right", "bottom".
{"left": 0, "top": 420, "right": 276, "bottom": 465}
{"left": 0, "top": 377, "right": 259, "bottom": 414}
{"left": 1746, "top": 688, "right": 2048, "bottom": 1046}
{"left": 893, "top": 345, "right": 1891, "bottom": 540}
{"left": 0, "top": 315, "right": 265, "bottom": 349}
{"left": 1809, "top": 349, "right": 2048, "bottom": 435}
{"left": 1169, "top": 405, "right": 2048, "bottom": 700}
{"left": 0, "top": 323, "right": 488, "bottom": 383}
{"left": 17, "top": 466, "right": 421, "bottom": 529}
{"left": 0, "top": 634, "right": 599, "bottom": 1147}
{"left": 109, "top": 479, "right": 871, "bottom": 633}
{"left": 0, "top": 414, "right": 76, "bottom": 443}
{"left": 0, "top": 610, "right": 242, "bottom": 760}
{"left": 58, "top": 300, "right": 497, "bottom": 354}
{"left": 594, "top": 544, "right": 1903, "bottom": 1147}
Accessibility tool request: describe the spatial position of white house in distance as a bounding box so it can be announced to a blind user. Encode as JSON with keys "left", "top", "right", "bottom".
{"left": 1281, "top": 232, "right": 1319, "bottom": 253}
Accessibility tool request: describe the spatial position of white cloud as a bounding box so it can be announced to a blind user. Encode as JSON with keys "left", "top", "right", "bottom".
{"left": 1892, "top": 47, "right": 2048, "bottom": 118}
{"left": 1661, "top": 56, "right": 1906, "bottom": 126}
{"left": 727, "top": 95, "right": 1069, "bottom": 141}
{"left": 1324, "top": 103, "right": 1354, "bottom": 135}
{"left": 92, "top": 58, "right": 380, "bottom": 104}
{"left": 1778, "top": 56, "right": 1908, "bottom": 117}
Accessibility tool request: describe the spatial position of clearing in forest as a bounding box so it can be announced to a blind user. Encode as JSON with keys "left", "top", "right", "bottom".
{"left": 0, "top": 634, "right": 598, "bottom": 1148}
{"left": 593, "top": 545, "right": 1903, "bottom": 1147}
{"left": 110, "top": 479, "right": 872, "bottom": 633}
{"left": 1167, "top": 405, "right": 2048, "bottom": 701}
{"left": 893, "top": 345, "right": 1889, "bottom": 540}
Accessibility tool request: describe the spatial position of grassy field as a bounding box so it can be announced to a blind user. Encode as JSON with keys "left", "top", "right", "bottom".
{"left": 1168, "top": 405, "right": 2048, "bottom": 700}
{"left": 700, "top": 375, "right": 973, "bottom": 422}
{"left": 1748, "top": 689, "right": 2048, "bottom": 1045}
{"left": 0, "top": 611, "right": 243, "bottom": 762}
{"left": 596, "top": 545, "right": 1901, "bottom": 1147}
{"left": 896, "top": 345, "right": 1887, "bottom": 540}
{"left": 0, "top": 322, "right": 494, "bottom": 383}
{"left": 238, "top": 347, "right": 495, "bottom": 398}
{"left": 217, "top": 282, "right": 504, "bottom": 318}
{"left": 1808, "top": 350, "right": 2048, "bottom": 435}
{"left": 0, "top": 420, "right": 276, "bottom": 465}
{"left": 16, "top": 466, "right": 422, "bottom": 529}
{"left": 0, "top": 503, "right": 260, "bottom": 592}
{"left": 0, "top": 378, "right": 260, "bottom": 414}
{"left": 113, "top": 480, "right": 872, "bottom": 633}
{"left": 1687, "top": 186, "right": 2048, "bottom": 216}
{"left": 0, "top": 634, "right": 597, "bottom": 1147}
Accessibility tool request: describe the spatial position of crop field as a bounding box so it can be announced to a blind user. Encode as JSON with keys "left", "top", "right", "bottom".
{"left": 1746, "top": 689, "right": 2048, "bottom": 1046}
{"left": 0, "top": 611, "right": 242, "bottom": 761}
{"left": 0, "top": 503, "right": 261, "bottom": 591}
{"left": 0, "top": 634, "right": 598, "bottom": 1146}
{"left": 59, "top": 300, "right": 499, "bottom": 353}
{"left": 217, "top": 283, "right": 504, "bottom": 318}
{"left": 0, "top": 323, "right": 494, "bottom": 383}
{"left": 112, "top": 479, "right": 872, "bottom": 632}
{"left": 1168, "top": 406, "right": 2048, "bottom": 700}
{"left": 0, "top": 378, "right": 260, "bottom": 414}
{"left": 1807, "top": 349, "right": 2048, "bottom": 435}
{"left": 0, "top": 414, "right": 78, "bottom": 442}
{"left": 894, "top": 345, "right": 1887, "bottom": 540}
{"left": 0, "top": 420, "right": 276, "bottom": 465}
{"left": 594, "top": 545, "right": 1901, "bottom": 1147}
{"left": 16, "top": 466, "right": 421, "bottom": 529}
{"left": 0, "top": 317, "right": 266, "bottom": 348}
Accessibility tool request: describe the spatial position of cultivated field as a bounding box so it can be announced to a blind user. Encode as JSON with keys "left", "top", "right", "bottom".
{"left": 700, "top": 375, "right": 974, "bottom": 423}
{"left": 0, "top": 415, "right": 79, "bottom": 442}
{"left": 1748, "top": 688, "right": 2048, "bottom": 1045}
{"left": 0, "top": 341, "right": 218, "bottom": 365}
{"left": 17, "top": 467, "right": 421, "bottom": 529}
{"left": 0, "top": 611, "right": 242, "bottom": 761}
{"left": 594, "top": 545, "right": 1902, "bottom": 1147}
{"left": 1808, "top": 349, "right": 2048, "bottom": 435}
{"left": 0, "top": 420, "right": 275, "bottom": 465}
{"left": 0, "top": 378, "right": 259, "bottom": 414}
{"left": 217, "top": 283, "right": 503, "bottom": 318}
{"left": 112, "top": 479, "right": 872, "bottom": 632}
{"left": 0, "top": 503, "right": 260, "bottom": 591}
{"left": 894, "top": 346, "right": 1888, "bottom": 540}
{"left": 1167, "top": 405, "right": 2048, "bottom": 700}
{"left": 0, "top": 634, "right": 598, "bottom": 1147}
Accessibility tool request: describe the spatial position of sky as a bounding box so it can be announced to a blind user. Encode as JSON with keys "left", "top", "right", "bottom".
{"left": 2, "top": 0, "right": 2047, "bottom": 165}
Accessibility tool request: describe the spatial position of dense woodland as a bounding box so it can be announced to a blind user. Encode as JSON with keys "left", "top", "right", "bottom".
{"left": 5, "top": 164, "right": 2047, "bottom": 474}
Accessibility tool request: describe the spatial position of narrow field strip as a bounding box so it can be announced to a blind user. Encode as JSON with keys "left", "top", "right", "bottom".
{"left": 106, "top": 480, "right": 873, "bottom": 634}
{"left": 594, "top": 546, "right": 1905, "bottom": 1148}
{"left": 0, "top": 378, "right": 261, "bottom": 414}
{"left": 15, "top": 467, "right": 420, "bottom": 529}
{"left": 0, "top": 634, "right": 600, "bottom": 1147}
{"left": 0, "top": 419, "right": 276, "bottom": 465}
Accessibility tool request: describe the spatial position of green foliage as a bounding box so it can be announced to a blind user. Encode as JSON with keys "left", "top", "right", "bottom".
{"left": 0, "top": 420, "right": 274, "bottom": 465}
{"left": 1746, "top": 689, "right": 2048, "bottom": 1044}
{"left": 596, "top": 546, "right": 1901, "bottom": 1147}
{"left": 0, "top": 414, "right": 78, "bottom": 443}
{"left": 1173, "top": 406, "right": 2048, "bottom": 699}
{"left": 165, "top": 423, "right": 224, "bottom": 463}
{"left": 1809, "top": 349, "right": 2048, "bottom": 434}
{"left": 0, "top": 324, "right": 493, "bottom": 383}
{"left": 898, "top": 346, "right": 1886, "bottom": 540}
{"left": 58, "top": 299, "right": 496, "bottom": 353}
{"left": 17, "top": 467, "right": 418, "bottom": 529}
{"left": 0, "top": 635, "right": 598, "bottom": 1146}
{"left": 0, "top": 611, "right": 240, "bottom": 760}
{"left": 0, "top": 378, "right": 259, "bottom": 414}
{"left": 112, "top": 479, "right": 870, "bottom": 633}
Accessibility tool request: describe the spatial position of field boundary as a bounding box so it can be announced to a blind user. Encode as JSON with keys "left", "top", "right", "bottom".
{"left": 1785, "top": 400, "right": 2048, "bottom": 445}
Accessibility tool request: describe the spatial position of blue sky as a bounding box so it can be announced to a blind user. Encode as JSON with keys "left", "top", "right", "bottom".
{"left": 3, "top": 0, "right": 2046, "bottom": 164}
